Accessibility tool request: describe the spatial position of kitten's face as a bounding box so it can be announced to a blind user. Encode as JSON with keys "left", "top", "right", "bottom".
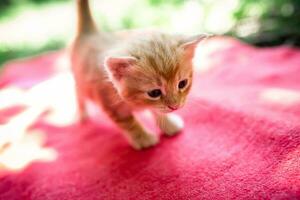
{"left": 120, "top": 59, "right": 193, "bottom": 113}
{"left": 105, "top": 33, "right": 207, "bottom": 113}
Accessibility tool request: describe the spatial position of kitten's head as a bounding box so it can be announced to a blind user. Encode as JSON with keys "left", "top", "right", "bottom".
{"left": 105, "top": 33, "right": 208, "bottom": 113}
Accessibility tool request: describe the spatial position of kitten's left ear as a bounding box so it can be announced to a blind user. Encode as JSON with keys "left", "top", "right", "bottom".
{"left": 180, "top": 34, "right": 212, "bottom": 58}
{"left": 104, "top": 56, "right": 137, "bottom": 81}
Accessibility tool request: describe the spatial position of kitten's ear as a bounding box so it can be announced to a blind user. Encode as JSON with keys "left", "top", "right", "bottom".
{"left": 104, "top": 56, "right": 137, "bottom": 80}
{"left": 180, "top": 34, "right": 212, "bottom": 58}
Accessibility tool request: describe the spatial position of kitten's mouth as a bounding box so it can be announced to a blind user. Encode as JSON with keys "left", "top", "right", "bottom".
{"left": 159, "top": 106, "right": 181, "bottom": 113}
{"left": 155, "top": 103, "right": 184, "bottom": 113}
{"left": 155, "top": 108, "right": 170, "bottom": 114}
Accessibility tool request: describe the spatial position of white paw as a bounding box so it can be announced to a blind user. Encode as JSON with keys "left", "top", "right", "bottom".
{"left": 159, "top": 113, "right": 184, "bottom": 136}
{"left": 130, "top": 132, "right": 159, "bottom": 150}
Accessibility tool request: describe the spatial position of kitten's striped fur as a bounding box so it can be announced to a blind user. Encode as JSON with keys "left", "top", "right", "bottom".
{"left": 70, "top": 0, "right": 207, "bottom": 149}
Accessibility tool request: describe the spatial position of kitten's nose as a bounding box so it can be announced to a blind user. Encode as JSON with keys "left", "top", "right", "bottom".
{"left": 168, "top": 105, "right": 178, "bottom": 111}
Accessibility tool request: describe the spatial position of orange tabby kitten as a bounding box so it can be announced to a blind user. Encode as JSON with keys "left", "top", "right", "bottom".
{"left": 70, "top": 0, "right": 208, "bottom": 149}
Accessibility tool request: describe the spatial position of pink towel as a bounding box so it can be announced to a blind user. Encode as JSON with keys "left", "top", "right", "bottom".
{"left": 0, "top": 37, "right": 299, "bottom": 200}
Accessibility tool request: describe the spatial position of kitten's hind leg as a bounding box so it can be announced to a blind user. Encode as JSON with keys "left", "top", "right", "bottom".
{"left": 154, "top": 113, "right": 184, "bottom": 136}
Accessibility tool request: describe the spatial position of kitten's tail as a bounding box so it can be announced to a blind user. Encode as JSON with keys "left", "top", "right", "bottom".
{"left": 76, "top": 0, "right": 97, "bottom": 35}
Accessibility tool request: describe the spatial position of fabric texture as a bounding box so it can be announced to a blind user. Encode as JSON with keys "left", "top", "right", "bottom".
{"left": 0, "top": 37, "right": 300, "bottom": 200}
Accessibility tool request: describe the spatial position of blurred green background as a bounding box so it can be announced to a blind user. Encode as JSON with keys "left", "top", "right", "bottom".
{"left": 0, "top": 0, "right": 299, "bottom": 67}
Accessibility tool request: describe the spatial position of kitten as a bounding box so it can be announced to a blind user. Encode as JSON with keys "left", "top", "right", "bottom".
{"left": 70, "top": 0, "right": 208, "bottom": 150}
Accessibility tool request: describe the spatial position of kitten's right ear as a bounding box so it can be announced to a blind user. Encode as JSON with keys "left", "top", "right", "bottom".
{"left": 180, "top": 34, "right": 212, "bottom": 59}
{"left": 104, "top": 56, "right": 137, "bottom": 80}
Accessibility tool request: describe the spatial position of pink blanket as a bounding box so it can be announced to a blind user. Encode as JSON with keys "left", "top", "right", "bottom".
{"left": 0, "top": 37, "right": 300, "bottom": 199}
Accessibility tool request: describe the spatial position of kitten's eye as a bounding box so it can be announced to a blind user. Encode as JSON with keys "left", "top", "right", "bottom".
{"left": 147, "top": 89, "right": 162, "bottom": 99}
{"left": 178, "top": 79, "right": 188, "bottom": 89}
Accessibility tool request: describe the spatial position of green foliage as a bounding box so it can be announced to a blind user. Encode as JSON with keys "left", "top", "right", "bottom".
{"left": 1, "top": 0, "right": 300, "bottom": 69}
{"left": 0, "top": 0, "right": 67, "bottom": 7}
{"left": 0, "top": 0, "right": 70, "bottom": 68}
{"left": 29, "top": 0, "right": 67, "bottom": 4}
{"left": 230, "top": 0, "right": 300, "bottom": 46}
{"left": 0, "top": 39, "right": 64, "bottom": 66}
{"left": 0, "top": 0, "right": 70, "bottom": 21}
{"left": 147, "top": 0, "right": 185, "bottom": 7}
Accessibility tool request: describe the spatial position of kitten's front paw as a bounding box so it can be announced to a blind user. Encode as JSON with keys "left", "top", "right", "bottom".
{"left": 159, "top": 113, "right": 184, "bottom": 136}
{"left": 130, "top": 132, "right": 159, "bottom": 150}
